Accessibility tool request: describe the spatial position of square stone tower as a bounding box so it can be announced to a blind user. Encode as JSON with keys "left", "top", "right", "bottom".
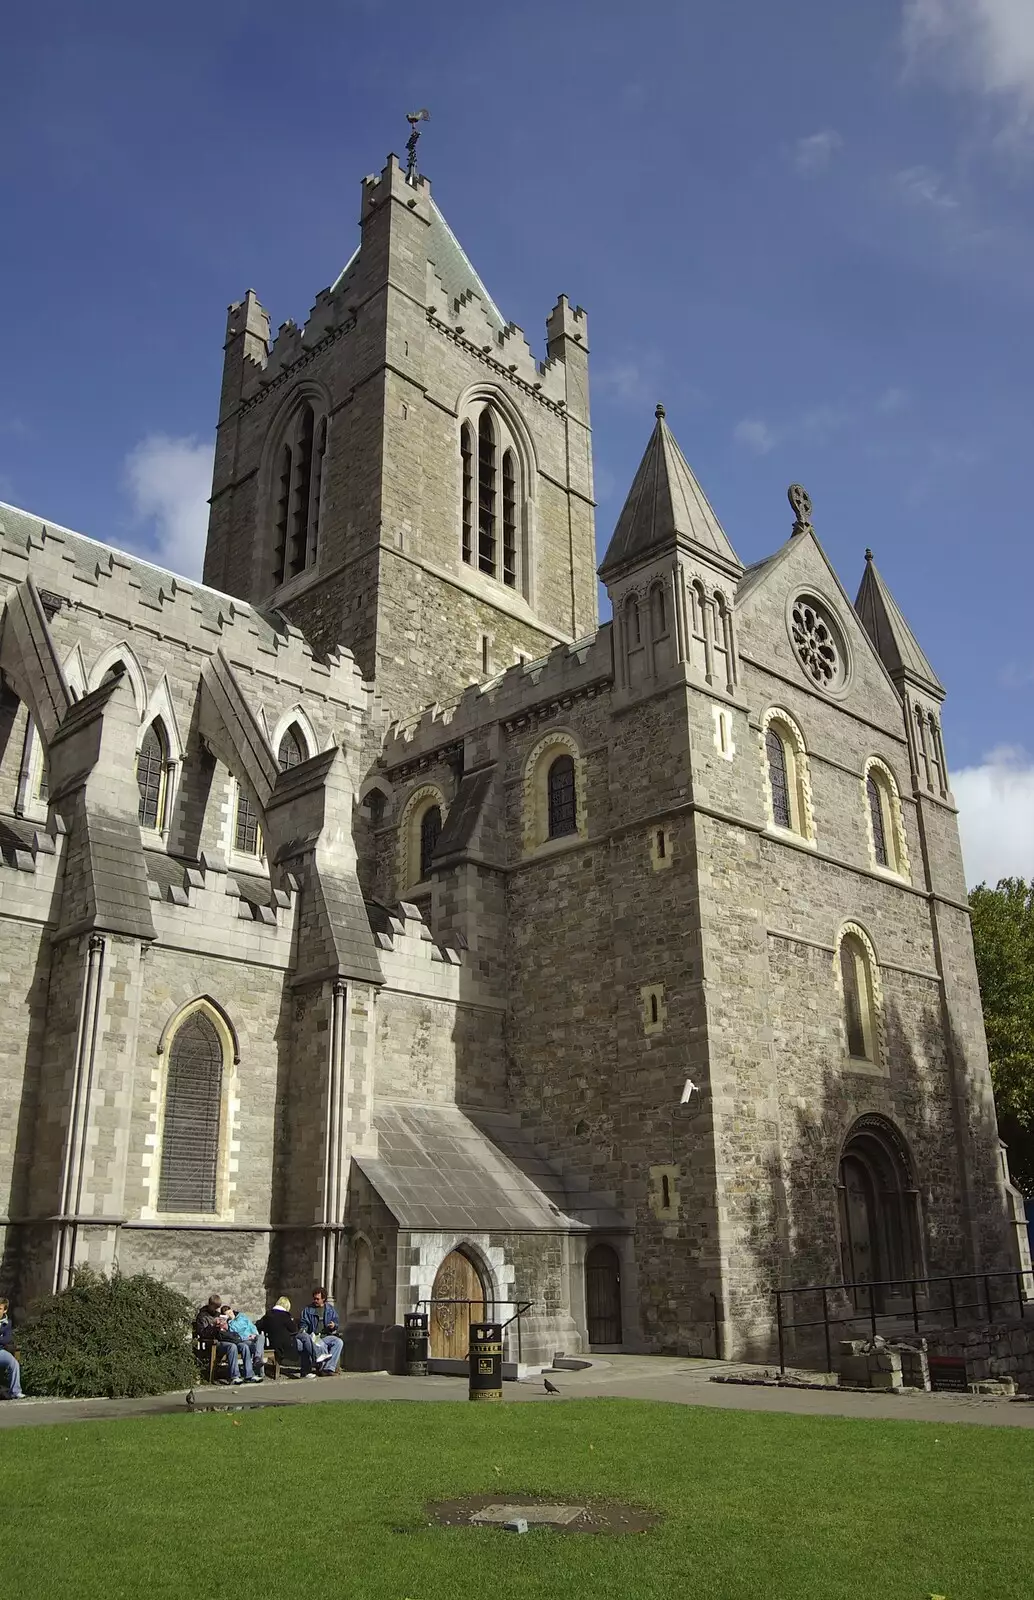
{"left": 203, "top": 153, "right": 597, "bottom": 722}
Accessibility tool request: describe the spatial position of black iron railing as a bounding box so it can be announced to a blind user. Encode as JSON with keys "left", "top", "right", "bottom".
{"left": 774, "top": 1267, "right": 1034, "bottom": 1374}
{"left": 420, "top": 1298, "right": 533, "bottom": 1364}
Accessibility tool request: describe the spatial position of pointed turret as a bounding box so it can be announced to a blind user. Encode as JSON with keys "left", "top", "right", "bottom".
{"left": 599, "top": 406, "right": 741, "bottom": 581}
{"left": 854, "top": 549, "right": 943, "bottom": 696}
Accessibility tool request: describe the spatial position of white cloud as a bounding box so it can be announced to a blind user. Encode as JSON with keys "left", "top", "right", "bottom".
{"left": 894, "top": 163, "right": 962, "bottom": 210}
{"left": 595, "top": 360, "right": 662, "bottom": 410}
{"left": 791, "top": 129, "right": 843, "bottom": 176}
{"left": 123, "top": 434, "right": 213, "bottom": 580}
{"left": 904, "top": 0, "right": 1034, "bottom": 122}
{"left": 876, "top": 386, "right": 910, "bottom": 414}
{"left": 734, "top": 418, "right": 776, "bottom": 455}
{"left": 952, "top": 745, "right": 1034, "bottom": 886}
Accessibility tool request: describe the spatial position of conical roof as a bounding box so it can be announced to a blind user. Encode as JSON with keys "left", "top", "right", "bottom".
{"left": 854, "top": 550, "right": 943, "bottom": 694}
{"left": 599, "top": 406, "right": 740, "bottom": 578}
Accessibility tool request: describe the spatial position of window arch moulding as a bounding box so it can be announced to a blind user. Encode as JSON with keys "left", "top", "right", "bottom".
{"left": 522, "top": 730, "right": 588, "bottom": 856}
{"left": 759, "top": 707, "right": 816, "bottom": 844}
{"left": 397, "top": 782, "right": 448, "bottom": 893}
{"left": 143, "top": 996, "right": 241, "bottom": 1221}
{"left": 88, "top": 643, "right": 147, "bottom": 718}
{"left": 834, "top": 922, "right": 886, "bottom": 1074}
{"left": 863, "top": 757, "right": 911, "bottom": 882}
{"left": 268, "top": 705, "right": 319, "bottom": 770}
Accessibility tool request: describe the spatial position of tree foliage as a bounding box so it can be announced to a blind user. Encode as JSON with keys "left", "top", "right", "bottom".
{"left": 969, "top": 877, "right": 1034, "bottom": 1196}
{"left": 18, "top": 1266, "right": 196, "bottom": 1398}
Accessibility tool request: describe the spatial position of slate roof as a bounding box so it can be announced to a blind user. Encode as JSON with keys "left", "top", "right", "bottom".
{"left": 355, "top": 1102, "right": 625, "bottom": 1234}
{"left": 0, "top": 501, "right": 289, "bottom": 649}
{"left": 433, "top": 766, "right": 494, "bottom": 861}
{"left": 854, "top": 550, "right": 943, "bottom": 694}
{"left": 600, "top": 406, "right": 741, "bottom": 578}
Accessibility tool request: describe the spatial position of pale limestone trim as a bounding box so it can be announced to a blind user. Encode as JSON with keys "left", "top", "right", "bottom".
{"left": 760, "top": 706, "right": 816, "bottom": 844}
{"left": 397, "top": 782, "right": 448, "bottom": 894}
{"left": 17, "top": 715, "right": 49, "bottom": 823}
{"left": 833, "top": 921, "right": 886, "bottom": 1074}
{"left": 87, "top": 641, "right": 147, "bottom": 717}
{"left": 649, "top": 825, "right": 673, "bottom": 871}
{"left": 713, "top": 705, "right": 735, "bottom": 761}
{"left": 142, "top": 997, "right": 240, "bottom": 1222}
{"left": 269, "top": 704, "right": 320, "bottom": 764}
{"left": 862, "top": 756, "right": 911, "bottom": 883}
{"left": 641, "top": 983, "right": 666, "bottom": 1036}
{"left": 522, "top": 730, "right": 587, "bottom": 856}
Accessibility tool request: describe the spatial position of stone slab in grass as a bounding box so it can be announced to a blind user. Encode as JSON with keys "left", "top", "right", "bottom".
{"left": 428, "top": 1494, "right": 662, "bottom": 1534}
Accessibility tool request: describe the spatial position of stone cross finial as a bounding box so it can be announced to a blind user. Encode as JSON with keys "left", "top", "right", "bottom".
{"left": 405, "top": 109, "right": 430, "bottom": 182}
{"left": 655, "top": 403, "right": 666, "bottom": 420}
{"left": 788, "top": 483, "right": 813, "bottom": 535}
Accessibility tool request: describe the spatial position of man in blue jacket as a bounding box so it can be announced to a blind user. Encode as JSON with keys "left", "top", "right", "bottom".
{"left": 0, "top": 1298, "right": 24, "bottom": 1399}
{"left": 301, "top": 1286, "right": 343, "bottom": 1374}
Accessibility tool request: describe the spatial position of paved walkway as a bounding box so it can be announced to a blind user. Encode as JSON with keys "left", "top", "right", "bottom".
{"left": 2, "top": 1354, "right": 1033, "bottom": 1431}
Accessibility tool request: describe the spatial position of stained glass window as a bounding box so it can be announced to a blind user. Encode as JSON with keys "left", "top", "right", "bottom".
{"left": 158, "top": 1011, "right": 223, "bottom": 1213}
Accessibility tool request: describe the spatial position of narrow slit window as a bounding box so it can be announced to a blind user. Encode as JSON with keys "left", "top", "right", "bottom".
{"left": 656, "top": 829, "right": 666, "bottom": 860}
{"left": 481, "top": 635, "right": 490, "bottom": 675}
{"left": 661, "top": 1174, "right": 671, "bottom": 1208}
{"left": 547, "top": 754, "right": 577, "bottom": 839}
{"left": 137, "top": 722, "right": 168, "bottom": 831}
{"left": 650, "top": 994, "right": 659, "bottom": 1025}
{"left": 867, "top": 775, "right": 889, "bottom": 867}
{"left": 477, "top": 410, "right": 497, "bottom": 575}
{"left": 652, "top": 585, "right": 667, "bottom": 636}
{"left": 766, "top": 727, "right": 791, "bottom": 830}
{"left": 502, "top": 449, "right": 517, "bottom": 588}
{"left": 461, "top": 423, "right": 474, "bottom": 565}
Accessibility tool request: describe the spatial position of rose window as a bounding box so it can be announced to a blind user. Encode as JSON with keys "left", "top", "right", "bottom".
{"left": 791, "top": 598, "right": 842, "bottom": 688}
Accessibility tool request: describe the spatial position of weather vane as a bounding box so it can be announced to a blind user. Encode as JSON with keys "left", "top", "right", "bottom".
{"left": 788, "top": 483, "right": 813, "bottom": 535}
{"left": 405, "top": 109, "right": 430, "bottom": 182}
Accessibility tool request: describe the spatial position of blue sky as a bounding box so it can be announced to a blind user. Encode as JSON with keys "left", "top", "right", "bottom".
{"left": 2, "top": 0, "right": 1032, "bottom": 882}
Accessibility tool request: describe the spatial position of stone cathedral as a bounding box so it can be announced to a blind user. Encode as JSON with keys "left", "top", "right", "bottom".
{"left": 0, "top": 147, "right": 1026, "bottom": 1369}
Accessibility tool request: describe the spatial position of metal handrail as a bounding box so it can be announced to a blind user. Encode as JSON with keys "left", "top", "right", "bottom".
{"left": 419, "top": 1296, "right": 534, "bottom": 1365}
{"left": 774, "top": 1266, "right": 1034, "bottom": 1373}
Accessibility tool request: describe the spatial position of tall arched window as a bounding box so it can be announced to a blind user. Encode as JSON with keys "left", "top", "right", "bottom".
{"left": 625, "top": 594, "right": 641, "bottom": 647}
{"left": 157, "top": 1010, "right": 224, "bottom": 1213}
{"left": 863, "top": 760, "right": 909, "bottom": 878}
{"left": 137, "top": 721, "right": 169, "bottom": 831}
{"left": 547, "top": 754, "right": 576, "bottom": 839}
{"left": 277, "top": 725, "right": 307, "bottom": 772}
{"left": 272, "top": 400, "right": 326, "bottom": 587}
{"left": 477, "top": 408, "right": 496, "bottom": 575}
{"left": 419, "top": 804, "right": 442, "bottom": 881}
{"left": 838, "top": 929, "right": 879, "bottom": 1064}
{"left": 350, "top": 1237, "right": 373, "bottom": 1315}
{"left": 459, "top": 400, "right": 527, "bottom": 592}
{"left": 460, "top": 423, "right": 474, "bottom": 565}
{"left": 762, "top": 713, "right": 813, "bottom": 840}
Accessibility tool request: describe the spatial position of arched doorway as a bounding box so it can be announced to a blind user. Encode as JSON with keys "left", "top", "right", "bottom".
{"left": 586, "top": 1243, "right": 622, "bottom": 1346}
{"left": 837, "top": 1117, "right": 922, "bottom": 1310}
{"left": 429, "top": 1250, "right": 485, "bottom": 1360}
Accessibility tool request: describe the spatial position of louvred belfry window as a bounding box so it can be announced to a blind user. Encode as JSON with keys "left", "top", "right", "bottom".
{"left": 477, "top": 410, "right": 497, "bottom": 575}
{"left": 547, "top": 754, "right": 576, "bottom": 839}
{"left": 158, "top": 1012, "right": 223, "bottom": 1213}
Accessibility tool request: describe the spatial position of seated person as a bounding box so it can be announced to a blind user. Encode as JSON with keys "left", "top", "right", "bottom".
{"left": 301, "top": 1285, "right": 344, "bottom": 1375}
{"left": 256, "top": 1297, "right": 319, "bottom": 1378}
{"left": 0, "top": 1298, "right": 24, "bottom": 1401}
{"left": 223, "top": 1304, "right": 265, "bottom": 1378}
{"left": 194, "top": 1292, "right": 259, "bottom": 1385}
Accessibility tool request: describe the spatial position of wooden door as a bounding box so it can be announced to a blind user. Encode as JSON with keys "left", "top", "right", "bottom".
{"left": 586, "top": 1243, "right": 622, "bottom": 1345}
{"left": 839, "top": 1155, "right": 880, "bottom": 1309}
{"left": 430, "top": 1251, "right": 485, "bottom": 1359}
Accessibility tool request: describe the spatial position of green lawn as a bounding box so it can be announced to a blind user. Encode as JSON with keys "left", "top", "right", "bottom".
{"left": 1, "top": 1398, "right": 1031, "bottom": 1599}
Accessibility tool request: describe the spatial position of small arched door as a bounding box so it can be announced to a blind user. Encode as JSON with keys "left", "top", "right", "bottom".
{"left": 430, "top": 1250, "right": 485, "bottom": 1360}
{"left": 586, "top": 1243, "right": 622, "bottom": 1346}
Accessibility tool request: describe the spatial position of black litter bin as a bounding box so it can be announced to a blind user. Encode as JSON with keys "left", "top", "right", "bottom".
{"left": 469, "top": 1320, "right": 503, "bottom": 1401}
{"left": 404, "top": 1312, "right": 428, "bottom": 1376}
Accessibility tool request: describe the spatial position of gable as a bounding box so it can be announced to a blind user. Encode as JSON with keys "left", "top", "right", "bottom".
{"left": 734, "top": 531, "right": 906, "bottom": 736}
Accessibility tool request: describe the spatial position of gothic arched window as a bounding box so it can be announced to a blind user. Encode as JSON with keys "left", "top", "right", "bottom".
{"left": 157, "top": 1010, "right": 224, "bottom": 1213}
{"left": 839, "top": 930, "right": 879, "bottom": 1064}
{"left": 419, "top": 804, "right": 442, "bottom": 881}
{"left": 277, "top": 725, "right": 307, "bottom": 772}
{"left": 459, "top": 400, "right": 527, "bottom": 592}
{"left": 864, "top": 760, "right": 909, "bottom": 878}
{"left": 762, "top": 713, "right": 813, "bottom": 840}
{"left": 234, "top": 786, "right": 262, "bottom": 856}
{"left": 547, "top": 754, "right": 577, "bottom": 839}
{"left": 137, "top": 720, "right": 169, "bottom": 831}
{"left": 272, "top": 399, "right": 326, "bottom": 587}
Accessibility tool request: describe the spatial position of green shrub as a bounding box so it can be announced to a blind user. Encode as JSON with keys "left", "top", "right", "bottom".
{"left": 18, "top": 1267, "right": 196, "bottom": 1398}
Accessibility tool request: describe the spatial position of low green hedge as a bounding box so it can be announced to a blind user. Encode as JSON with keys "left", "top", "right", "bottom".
{"left": 18, "top": 1266, "right": 196, "bottom": 1398}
